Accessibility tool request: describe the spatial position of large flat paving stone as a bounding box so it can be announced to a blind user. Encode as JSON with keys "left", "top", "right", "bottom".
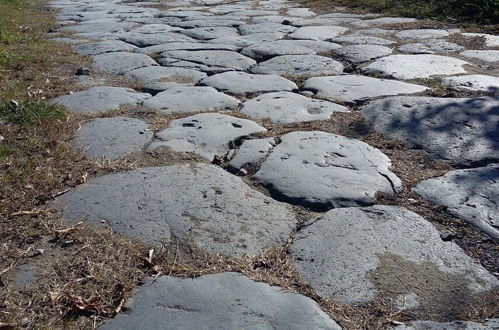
{"left": 73, "top": 40, "right": 137, "bottom": 55}
{"left": 241, "top": 92, "right": 348, "bottom": 123}
{"left": 289, "top": 25, "right": 348, "bottom": 41}
{"left": 238, "top": 23, "right": 297, "bottom": 35}
{"left": 460, "top": 50, "right": 499, "bottom": 63}
{"left": 442, "top": 74, "right": 499, "bottom": 92}
{"left": 143, "top": 86, "right": 240, "bottom": 114}
{"left": 99, "top": 273, "right": 341, "bottom": 330}
{"left": 92, "top": 52, "right": 158, "bottom": 75}
{"left": 181, "top": 26, "right": 239, "bottom": 40}
{"left": 393, "top": 319, "right": 499, "bottom": 330}
{"left": 210, "top": 32, "right": 285, "bottom": 48}
{"left": 359, "top": 96, "right": 499, "bottom": 166}
{"left": 330, "top": 35, "right": 394, "bottom": 45}
{"left": 303, "top": 75, "right": 427, "bottom": 104}
{"left": 395, "top": 29, "right": 450, "bottom": 40}
{"left": 73, "top": 117, "right": 152, "bottom": 160}
{"left": 250, "top": 55, "right": 344, "bottom": 77}
{"left": 413, "top": 164, "right": 499, "bottom": 240}
{"left": 201, "top": 72, "right": 298, "bottom": 95}
{"left": 172, "top": 18, "right": 246, "bottom": 28}
{"left": 253, "top": 131, "right": 401, "bottom": 209}
{"left": 56, "top": 164, "right": 296, "bottom": 257}
{"left": 124, "top": 66, "right": 207, "bottom": 92}
{"left": 148, "top": 113, "right": 266, "bottom": 160}
{"left": 351, "top": 17, "right": 417, "bottom": 28}
{"left": 362, "top": 54, "right": 470, "bottom": 80}
{"left": 136, "top": 42, "right": 239, "bottom": 54}
{"left": 241, "top": 40, "right": 341, "bottom": 61}
{"left": 119, "top": 31, "right": 195, "bottom": 47}
{"left": 462, "top": 33, "right": 499, "bottom": 48}
{"left": 289, "top": 205, "right": 499, "bottom": 305}
{"left": 160, "top": 50, "right": 256, "bottom": 72}
{"left": 397, "top": 40, "right": 464, "bottom": 54}
{"left": 228, "top": 138, "right": 276, "bottom": 171}
{"left": 335, "top": 44, "right": 392, "bottom": 63}
{"left": 50, "top": 86, "right": 150, "bottom": 113}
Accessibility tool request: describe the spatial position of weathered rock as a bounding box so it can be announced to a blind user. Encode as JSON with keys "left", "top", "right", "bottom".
{"left": 290, "top": 205, "right": 498, "bottom": 304}
{"left": 124, "top": 66, "right": 207, "bottom": 92}
{"left": 143, "top": 86, "right": 240, "bottom": 114}
{"left": 442, "top": 74, "right": 499, "bottom": 92}
{"left": 352, "top": 17, "right": 417, "bottom": 28}
{"left": 335, "top": 44, "right": 392, "bottom": 63}
{"left": 73, "top": 117, "right": 153, "bottom": 160}
{"left": 239, "top": 23, "right": 297, "bottom": 35}
{"left": 290, "top": 17, "right": 360, "bottom": 27}
{"left": 303, "top": 75, "right": 427, "bottom": 104}
{"left": 329, "top": 35, "right": 394, "bottom": 45}
{"left": 15, "top": 264, "right": 38, "bottom": 288}
{"left": 253, "top": 131, "right": 401, "bottom": 208}
{"left": 57, "top": 164, "right": 296, "bottom": 257}
{"left": 136, "top": 42, "right": 239, "bottom": 54}
{"left": 251, "top": 55, "right": 344, "bottom": 77}
{"left": 359, "top": 96, "right": 499, "bottom": 166}
{"left": 413, "top": 164, "right": 499, "bottom": 240}
{"left": 393, "top": 319, "right": 499, "bottom": 330}
{"left": 241, "top": 40, "right": 341, "bottom": 60}
{"left": 201, "top": 72, "right": 298, "bottom": 95}
{"left": 181, "top": 26, "right": 239, "bottom": 40}
{"left": 172, "top": 18, "right": 245, "bottom": 28}
{"left": 228, "top": 138, "right": 276, "bottom": 171}
{"left": 73, "top": 40, "right": 137, "bottom": 55}
{"left": 462, "top": 33, "right": 499, "bottom": 47}
{"left": 50, "top": 86, "right": 150, "bottom": 113}
{"left": 289, "top": 25, "right": 348, "bottom": 41}
{"left": 99, "top": 273, "right": 341, "bottom": 329}
{"left": 241, "top": 92, "right": 347, "bottom": 123}
{"left": 362, "top": 54, "right": 470, "bottom": 79}
{"left": 92, "top": 52, "right": 158, "bottom": 75}
{"left": 148, "top": 113, "right": 266, "bottom": 160}
{"left": 395, "top": 29, "right": 450, "bottom": 40}
{"left": 398, "top": 40, "right": 464, "bottom": 54}
{"left": 119, "top": 31, "right": 195, "bottom": 47}
{"left": 460, "top": 50, "right": 499, "bottom": 63}
{"left": 160, "top": 50, "right": 256, "bottom": 72}
{"left": 210, "top": 32, "right": 284, "bottom": 48}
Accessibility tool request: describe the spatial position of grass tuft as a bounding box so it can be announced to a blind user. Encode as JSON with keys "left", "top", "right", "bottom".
{"left": 0, "top": 99, "right": 66, "bottom": 126}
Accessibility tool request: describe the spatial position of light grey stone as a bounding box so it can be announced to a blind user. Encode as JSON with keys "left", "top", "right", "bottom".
{"left": 395, "top": 29, "right": 450, "bottom": 40}
{"left": 251, "top": 15, "right": 291, "bottom": 24}
{"left": 241, "top": 40, "right": 341, "bottom": 60}
{"left": 287, "top": 7, "right": 316, "bottom": 17}
{"left": 124, "top": 66, "right": 207, "bottom": 92}
{"left": 143, "top": 86, "right": 240, "bottom": 114}
{"left": 73, "top": 40, "right": 137, "bottom": 55}
{"left": 241, "top": 92, "right": 348, "bottom": 123}
{"left": 57, "top": 164, "right": 295, "bottom": 257}
{"left": 92, "top": 52, "right": 158, "bottom": 75}
{"left": 99, "top": 273, "right": 341, "bottom": 330}
{"left": 251, "top": 55, "right": 344, "bottom": 77}
{"left": 290, "top": 17, "right": 360, "bottom": 27}
{"left": 73, "top": 117, "right": 152, "bottom": 160}
{"left": 119, "top": 31, "right": 196, "bottom": 47}
{"left": 413, "top": 164, "right": 499, "bottom": 240}
{"left": 289, "top": 25, "right": 349, "bottom": 41}
{"left": 15, "top": 264, "right": 38, "bottom": 288}
{"left": 462, "top": 33, "right": 499, "bottom": 47}
{"left": 303, "top": 75, "right": 427, "bottom": 104}
{"left": 398, "top": 40, "right": 464, "bottom": 54}
{"left": 460, "top": 50, "right": 499, "bottom": 63}
{"left": 330, "top": 35, "right": 394, "bottom": 45}
{"left": 172, "top": 19, "right": 245, "bottom": 28}
{"left": 210, "top": 32, "right": 285, "bottom": 48}
{"left": 336, "top": 44, "right": 392, "bottom": 63}
{"left": 238, "top": 23, "right": 297, "bottom": 35}
{"left": 136, "top": 42, "right": 239, "bottom": 54}
{"left": 356, "top": 28, "right": 395, "bottom": 36}
{"left": 394, "top": 319, "right": 499, "bottom": 330}
{"left": 352, "top": 17, "right": 417, "bottom": 28}
{"left": 130, "top": 24, "right": 180, "bottom": 34}
{"left": 254, "top": 131, "right": 401, "bottom": 208}
{"left": 149, "top": 113, "right": 266, "bottom": 160}
{"left": 442, "top": 74, "right": 499, "bottom": 92}
{"left": 229, "top": 138, "right": 276, "bottom": 171}
{"left": 290, "top": 205, "right": 499, "bottom": 304}
{"left": 160, "top": 50, "right": 256, "bottom": 72}
{"left": 201, "top": 71, "right": 298, "bottom": 95}
{"left": 359, "top": 96, "right": 499, "bottom": 166}
{"left": 362, "top": 54, "right": 470, "bottom": 79}
{"left": 50, "top": 86, "right": 150, "bottom": 113}
{"left": 181, "top": 26, "right": 239, "bottom": 40}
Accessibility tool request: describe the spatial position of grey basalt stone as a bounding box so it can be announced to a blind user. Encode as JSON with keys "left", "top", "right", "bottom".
{"left": 210, "top": 32, "right": 285, "bottom": 48}
{"left": 201, "top": 72, "right": 298, "bottom": 95}
{"left": 398, "top": 40, "right": 464, "bottom": 54}
{"left": 460, "top": 50, "right": 499, "bottom": 63}
{"left": 148, "top": 113, "right": 266, "bottom": 160}
{"left": 241, "top": 92, "right": 348, "bottom": 123}
{"left": 238, "top": 23, "right": 297, "bottom": 35}
{"left": 362, "top": 54, "right": 470, "bottom": 80}
{"left": 461, "top": 33, "right": 499, "bottom": 48}
{"left": 442, "top": 74, "right": 499, "bottom": 93}
{"left": 181, "top": 26, "right": 239, "bottom": 40}
{"left": 241, "top": 40, "right": 341, "bottom": 60}
{"left": 124, "top": 66, "right": 207, "bottom": 92}
{"left": 360, "top": 96, "right": 499, "bottom": 166}
{"left": 73, "top": 117, "right": 153, "bottom": 160}
{"left": 228, "top": 138, "right": 276, "bottom": 171}
{"left": 395, "top": 29, "right": 450, "bottom": 40}
{"left": 289, "top": 25, "right": 349, "bottom": 41}
{"left": 99, "top": 273, "right": 341, "bottom": 330}
{"left": 50, "top": 86, "right": 150, "bottom": 113}
{"left": 57, "top": 164, "right": 296, "bottom": 257}
{"left": 393, "top": 319, "right": 499, "bottom": 330}
{"left": 143, "top": 86, "right": 240, "bottom": 114}
{"left": 330, "top": 35, "right": 394, "bottom": 45}
{"left": 290, "top": 17, "right": 360, "bottom": 27}
{"left": 172, "top": 19, "right": 245, "bottom": 28}
{"left": 413, "top": 164, "right": 499, "bottom": 240}
{"left": 92, "top": 52, "right": 158, "bottom": 75}
{"left": 335, "top": 44, "right": 392, "bottom": 63}
{"left": 160, "top": 50, "right": 256, "bottom": 72}
{"left": 351, "top": 17, "right": 417, "bottom": 28}
{"left": 303, "top": 75, "right": 427, "bottom": 104}
{"left": 250, "top": 55, "right": 344, "bottom": 77}
{"left": 253, "top": 131, "right": 401, "bottom": 209}
{"left": 289, "top": 205, "right": 498, "bottom": 304}
{"left": 73, "top": 40, "right": 137, "bottom": 55}
{"left": 135, "top": 42, "right": 239, "bottom": 54}
{"left": 119, "top": 31, "right": 196, "bottom": 47}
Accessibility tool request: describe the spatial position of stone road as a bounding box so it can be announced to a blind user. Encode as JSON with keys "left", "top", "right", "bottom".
{"left": 45, "top": 0, "right": 498, "bottom": 328}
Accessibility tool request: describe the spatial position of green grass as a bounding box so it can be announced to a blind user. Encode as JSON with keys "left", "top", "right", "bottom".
{"left": 0, "top": 99, "right": 66, "bottom": 126}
